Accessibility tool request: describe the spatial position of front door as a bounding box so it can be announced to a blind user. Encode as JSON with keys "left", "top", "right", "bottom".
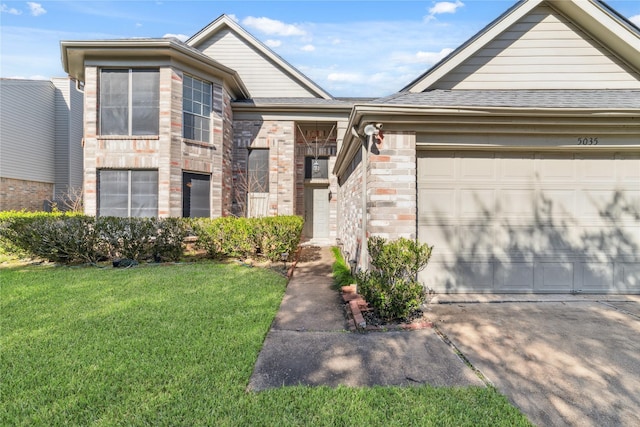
{"left": 304, "top": 186, "right": 330, "bottom": 240}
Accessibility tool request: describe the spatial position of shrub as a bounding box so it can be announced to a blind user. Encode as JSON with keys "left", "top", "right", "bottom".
{"left": 193, "top": 217, "right": 257, "bottom": 259}
{"left": 153, "top": 218, "right": 190, "bottom": 262}
{"left": 255, "top": 216, "right": 304, "bottom": 262}
{"left": 97, "top": 217, "right": 157, "bottom": 261}
{"left": 356, "top": 237, "right": 433, "bottom": 322}
{"left": 0, "top": 212, "right": 102, "bottom": 263}
{"left": 193, "top": 215, "right": 303, "bottom": 262}
{"left": 331, "top": 246, "right": 355, "bottom": 287}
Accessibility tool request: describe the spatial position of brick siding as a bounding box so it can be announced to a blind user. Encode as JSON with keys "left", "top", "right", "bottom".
{"left": 0, "top": 177, "right": 54, "bottom": 211}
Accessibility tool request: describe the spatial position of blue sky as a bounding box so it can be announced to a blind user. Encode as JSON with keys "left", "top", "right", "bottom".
{"left": 1, "top": 0, "right": 639, "bottom": 97}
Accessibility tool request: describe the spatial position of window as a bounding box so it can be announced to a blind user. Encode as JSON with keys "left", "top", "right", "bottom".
{"left": 247, "top": 149, "right": 269, "bottom": 192}
{"left": 305, "top": 157, "right": 329, "bottom": 180}
{"left": 98, "top": 170, "right": 158, "bottom": 217}
{"left": 183, "top": 172, "right": 210, "bottom": 218}
{"left": 100, "top": 69, "right": 159, "bottom": 135}
{"left": 183, "top": 75, "right": 211, "bottom": 142}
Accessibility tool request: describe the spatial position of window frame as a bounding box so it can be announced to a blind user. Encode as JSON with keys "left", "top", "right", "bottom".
{"left": 97, "top": 169, "right": 159, "bottom": 217}
{"left": 99, "top": 68, "right": 160, "bottom": 136}
{"left": 182, "top": 74, "right": 212, "bottom": 143}
{"left": 247, "top": 148, "right": 270, "bottom": 193}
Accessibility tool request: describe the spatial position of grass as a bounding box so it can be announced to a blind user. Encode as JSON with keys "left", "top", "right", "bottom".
{"left": 1, "top": 261, "right": 532, "bottom": 426}
{"left": 331, "top": 246, "right": 356, "bottom": 288}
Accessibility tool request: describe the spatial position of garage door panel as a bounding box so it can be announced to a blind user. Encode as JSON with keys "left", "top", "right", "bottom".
{"left": 616, "top": 263, "right": 640, "bottom": 291}
{"left": 538, "top": 154, "right": 576, "bottom": 180}
{"left": 534, "top": 261, "right": 574, "bottom": 292}
{"left": 418, "top": 153, "right": 454, "bottom": 180}
{"left": 578, "top": 155, "right": 617, "bottom": 182}
{"left": 495, "top": 262, "right": 534, "bottom": 292}
{"left": 579, "top": 262, "right": 614, "bottom": 292}
{"left": 619, "top": 155, "right": 640, "bottom": 180}
{"left": 418, "top": 188, "right": 455, "bottom": 218}
{"left": 500, "top": 153, "right": 535, "bottom": 180}
{"left": 460, "top": 189, "right": 496, "bottom": 217}
{"left": 459, "top": 154, "right": 496, "bottom": 180}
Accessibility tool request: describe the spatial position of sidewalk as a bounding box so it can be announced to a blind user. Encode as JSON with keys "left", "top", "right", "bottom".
{"left": 247, "top": 246, "right": 483, "bottom": 391}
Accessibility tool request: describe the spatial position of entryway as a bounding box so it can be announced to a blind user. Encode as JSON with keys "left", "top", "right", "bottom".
{"left": 303, "top": 185, "right": 330, "bottom": 243}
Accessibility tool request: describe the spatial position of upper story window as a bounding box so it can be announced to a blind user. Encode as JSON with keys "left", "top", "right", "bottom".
{"left": 100, "top": 69, "right": 159, "bottom": 136}
{"left": 183, "top": 75, "right": 212, "bottom": 142}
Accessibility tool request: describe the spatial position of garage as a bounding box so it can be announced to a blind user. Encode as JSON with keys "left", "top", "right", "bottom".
{"left": 417, "top": 150, "right": 640, "bottom": 294}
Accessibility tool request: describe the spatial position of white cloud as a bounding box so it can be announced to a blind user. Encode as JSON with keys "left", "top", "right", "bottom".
{"left": 227, "top": 14, "right": 239, "bottom": 23}
{"left": 425, "top": 1, "right": 464, "bottom": 22}
{"left": 327, "top": 72, "right": 362, "bottom": 83}
{"left": 27, "top": 2, "right": 46, "bottom": 16}
{"left": 265, "top": 39, "right": 282, "bottom": 48}
{"left": 415, "top": 47, "right": 455, "bottom": 64}
{"left": 242, "top": 16, "right": 306, "bottom": 37}
{"left": 163, "top": 33, "right": 189, "bottom": 42}
{"left": 630, "top": 15, "right": 640, "bottom": 27}
{"left": 1, "top": 4, "right": 22, "bottom": 14}
{"left": 301, "top": 44, "right": 315, "bottom": 52}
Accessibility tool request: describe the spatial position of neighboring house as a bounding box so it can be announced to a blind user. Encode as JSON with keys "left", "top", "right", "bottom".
{"left": 61, "top": 0, "right": 639, "bottom": 294}
{"left": 0, "top": 78, "right": 84, "bottom": 211}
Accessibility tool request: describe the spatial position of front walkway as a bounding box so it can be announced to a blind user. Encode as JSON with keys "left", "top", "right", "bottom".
{"left": 247, "top": 246, "right": 483, "bottom": 390}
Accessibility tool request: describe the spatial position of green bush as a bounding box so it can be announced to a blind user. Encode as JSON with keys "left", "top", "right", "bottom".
{"left": 193, "top": 216, "right": 303, "bottom": 262}
{"left": 356, "top": 237, "right": 433, "bottom": 322}
{"left": 98, "top": 217, "right": 157, "bottom": 261}
{"left": 331, "top": 246, "right": 355, "bottom": 287}
{"left": 153, "top": 218, "right": 190, "bottom": 262}
{"left": 193, "top": 217, "right": 257, "bottom": 259}
{"left": 0, "top": 212, "right": 304, "bottom": 265}
{"left": 0, "top": 212, "right": 102, "bottom": 263}
{"left": 255, "top": 216, "right": 304, "bottom": 261}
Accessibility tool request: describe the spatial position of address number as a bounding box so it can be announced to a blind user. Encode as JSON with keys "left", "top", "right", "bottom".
{"left": 577, "top": 137, "right": 599, "bottom": 145}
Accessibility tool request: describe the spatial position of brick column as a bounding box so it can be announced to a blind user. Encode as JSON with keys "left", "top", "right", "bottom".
{"left": 366, "top": 131, "right": 417, "bottom": 240}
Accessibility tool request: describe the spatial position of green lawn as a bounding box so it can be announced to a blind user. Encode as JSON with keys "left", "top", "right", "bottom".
{"left": 1, "top": 262, "right": 531, "bottom": 426}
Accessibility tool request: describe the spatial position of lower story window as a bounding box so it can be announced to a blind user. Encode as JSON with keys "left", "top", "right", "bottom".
{"left": 182, "top": 172, "right": 210, "bottom": 218}
{"left": 98, "top": 170, "right": 158, "bottom": 217}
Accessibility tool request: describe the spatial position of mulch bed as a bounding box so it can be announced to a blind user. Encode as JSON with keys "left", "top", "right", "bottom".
{"left": 341, "top": 285, "right": 433, "bottom": 332}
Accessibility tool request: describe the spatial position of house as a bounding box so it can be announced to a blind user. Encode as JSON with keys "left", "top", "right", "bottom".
{"left": 0, "top": 78, "right": 83, "bottom": 211}
{"left": 61, "top": 0, "right": 639, "bottom": 294}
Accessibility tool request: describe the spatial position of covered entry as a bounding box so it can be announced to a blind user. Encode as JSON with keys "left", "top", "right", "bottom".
{"left": 417, "top": 150, "right": 640, "bottom": 294}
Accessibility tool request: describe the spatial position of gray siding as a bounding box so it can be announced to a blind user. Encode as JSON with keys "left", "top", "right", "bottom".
{"left": 199, "top": 29, "right": 318, "bottom": 98}
{"left": 52, "top": 78, "right": 84, "bottom": 197}
{"left": 0, "top": 79, "right": 56, "bottom": 183}
{"left": 434, "top": 6, "right": 640, "bottom": 90}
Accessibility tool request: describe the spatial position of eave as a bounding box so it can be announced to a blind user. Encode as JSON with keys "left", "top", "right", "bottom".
{"left": 333, "top": 104, "right": 640, "bottom": 177}
{"left": 60, "top": 38, "right": 250, "bottom": 99}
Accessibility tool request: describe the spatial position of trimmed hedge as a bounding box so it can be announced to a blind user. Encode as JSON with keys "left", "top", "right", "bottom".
{"left": 0, "top": 212, "right": 303, "bottom": 265}
{"left": 193, "top": 215, "right": 303, "bottom": 262}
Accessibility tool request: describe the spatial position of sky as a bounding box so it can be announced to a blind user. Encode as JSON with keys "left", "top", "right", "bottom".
{"left": 1, "top": 0, "right": 639, "bottom": 97}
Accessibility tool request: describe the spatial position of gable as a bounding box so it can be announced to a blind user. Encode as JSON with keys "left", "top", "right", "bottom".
{"left": 189, "top": 16, "right": 331, "bottom": 99}
{"left": 404, "top": 0, "right": 640, "bottom": 92}
{"left": 432, "top": 5, "right": 640, "bottom": 90}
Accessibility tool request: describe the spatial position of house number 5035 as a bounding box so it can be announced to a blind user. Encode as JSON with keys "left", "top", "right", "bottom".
{"left": 577, "top": 137, "right": 599, "bottom": 145}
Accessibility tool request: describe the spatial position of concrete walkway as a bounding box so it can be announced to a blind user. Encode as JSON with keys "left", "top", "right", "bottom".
{"left": 247, "top": 246, "right": 483, "bottom": 390}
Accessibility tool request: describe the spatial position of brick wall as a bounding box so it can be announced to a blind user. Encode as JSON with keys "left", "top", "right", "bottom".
{"left": 336, "top": 149, "right": 364, "bottom": 267}
{"left": 232, "top": 120, "right": 296, "bottom": 217}
{"left": 83, "top": 66, "right": 232, "bottom": 218}
{"left": 367, "top": 132, "right": 417, "bottom": 240}
{"left": 0, "top": 177, "right": 53, "bottom": 211}
{"left": 336, "top": 131, "right": 417, "bottom": 271}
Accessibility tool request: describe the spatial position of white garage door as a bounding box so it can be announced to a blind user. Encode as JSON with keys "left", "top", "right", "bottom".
{"left": 417, "top": 150, "right": 640, "bottom": 294}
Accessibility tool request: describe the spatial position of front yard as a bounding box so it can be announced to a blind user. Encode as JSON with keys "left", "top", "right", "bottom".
{"left": 1, "top": 261, "right": 530, "bottom": 426}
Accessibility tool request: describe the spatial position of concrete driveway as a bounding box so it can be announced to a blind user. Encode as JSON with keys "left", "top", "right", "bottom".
{"left": 427, "top": 295, "right": 640, "bottom": 427}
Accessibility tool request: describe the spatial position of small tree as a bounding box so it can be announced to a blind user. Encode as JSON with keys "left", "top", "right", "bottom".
{"left": 356, "top": 237, "right": 433, "bottom": 322}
